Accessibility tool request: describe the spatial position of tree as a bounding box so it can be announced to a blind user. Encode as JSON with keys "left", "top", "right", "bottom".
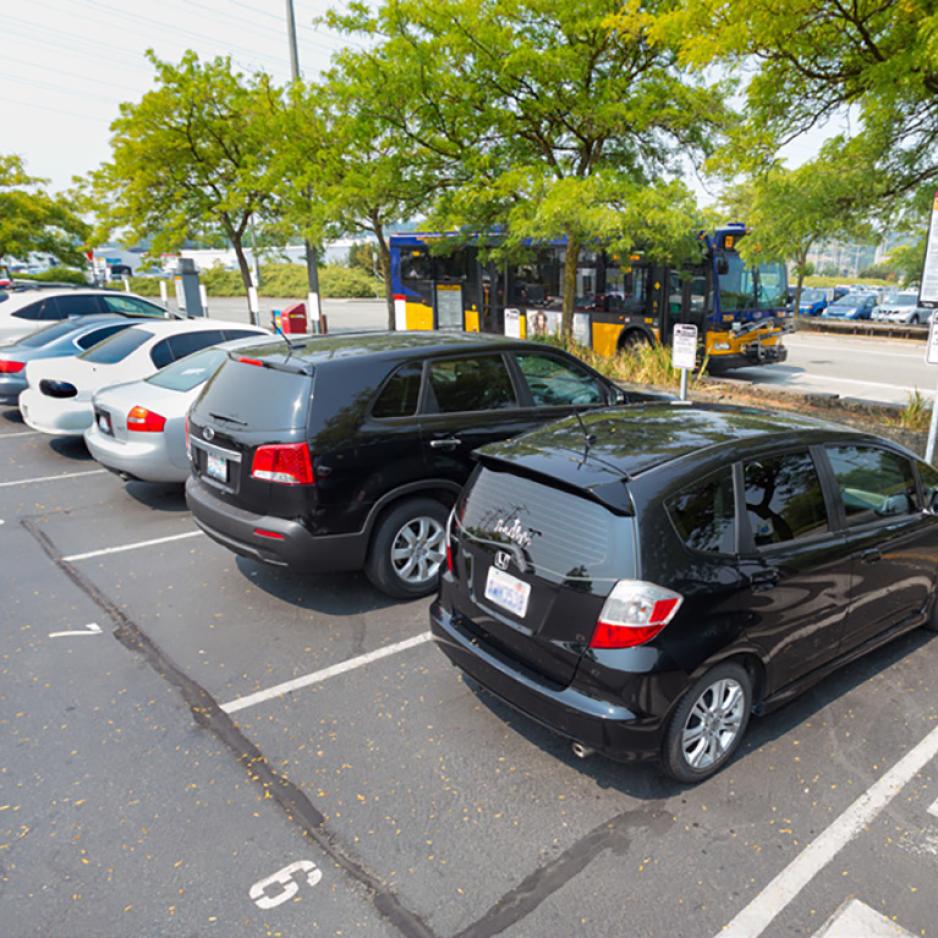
{"left": 725, "top": 147, "right": 873, "bottom": 314}
{"left": 330, "top": 0, "right": 726, "bottom": 337}
{"left": 0, "top": 155, "right": 88, "bottom": 270}
{"left": 889, "top": 240, "right": 927, "bottom": 288}
{"left": 87, "top": 51, "right": 279, "bottom": 309}
{"left": 660, "top": 0, "right": 938, "bottom": 216}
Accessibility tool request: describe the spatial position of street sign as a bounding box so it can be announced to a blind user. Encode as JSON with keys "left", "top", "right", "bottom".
{"left": 919, "top": 190, "right": 938, "bottom": 308}
{"left": 672, "top": 323, "right": 698, "bottom": 370}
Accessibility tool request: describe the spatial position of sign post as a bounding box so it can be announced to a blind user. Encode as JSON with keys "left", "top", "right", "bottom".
{"left": 671, "top": 323, "right": 698, "bottom": 402}
{"left": 917, "top": 191, "right": 938, "bottom": 463}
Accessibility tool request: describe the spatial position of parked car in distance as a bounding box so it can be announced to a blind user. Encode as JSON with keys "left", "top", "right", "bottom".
{"left": 821, "top": 292, "right": 876, "bottom": 320}
{"left": 0, "top": 288, "right": 174, "bottom": 345}
{"left": 85, "top": 335, "right": 267, "bottom": 483}
{"left": 432, "top": 403, "right": 938, "bottom": 783}
{"left": 872, "top": 290, "right": 929, "bottom": 324}
{"left": 796, "top": 287, "right": 829, "bottom": 316}
{"left": 0, "top": 315, "right": 143, "bottom": 405}
{"left": 186, "top": 332, "right": 667, "bottom": 598}
{"left": 19, "top": 320, "right": 267, "bottom": 436}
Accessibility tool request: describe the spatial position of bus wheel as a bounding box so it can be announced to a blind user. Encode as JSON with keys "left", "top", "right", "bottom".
{"left": 619, "top": 330, "right": 650, "bottom": 354}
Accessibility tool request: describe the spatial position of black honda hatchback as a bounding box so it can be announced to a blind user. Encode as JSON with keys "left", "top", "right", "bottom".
{"left": 185, "top": 332, "right": 659, "bottom": 597}
{"left": 431, "top": 403, "right": 938, "bottom": 782}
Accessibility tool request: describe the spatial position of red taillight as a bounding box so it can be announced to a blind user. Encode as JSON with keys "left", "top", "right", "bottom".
{"left": 589, "top": 581, "right": 683, "bottom": 649}
{"left": 445, "top": 508, "right": 456, "bottom": 574}
{"left": 254, "top": 528, "right": 285, "bottom": 540}
{"left": 237, "top": 356, "right": 264, "bottom": 367}
{"left": 126, "top": 405, "right": 166, "bottom": 433}
{"left": 250, "top": 443, "right": 315, "bottom": 485}
{"left": 184, "top": 414, "right": 190, "bottom": 458}
{"left": 0, "top": 359, "right": 25, "bottom": 373}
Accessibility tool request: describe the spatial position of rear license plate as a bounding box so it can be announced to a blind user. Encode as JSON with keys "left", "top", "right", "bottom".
{"left": 484, "top": 566, "right": 531, "bottom": 618}
{"left": 205, "top": 452, "right": 228, "bottom": 483}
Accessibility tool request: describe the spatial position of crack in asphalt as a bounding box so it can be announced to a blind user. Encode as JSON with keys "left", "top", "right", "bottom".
{"left": 24, "top": 517, "right": 439, "bottom": 938}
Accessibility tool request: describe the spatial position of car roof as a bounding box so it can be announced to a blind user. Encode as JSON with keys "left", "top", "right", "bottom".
{"left": 481, "top": 403, "right": 866, "bottom": 481}
{"left": 0, "top": 288, "right": 160, "bottom": 312}
{"left": 123, "top": 318, "right": 266, "bottom": 338}
{"left": 244, "top": 330, "right": 524, "bottom": 367}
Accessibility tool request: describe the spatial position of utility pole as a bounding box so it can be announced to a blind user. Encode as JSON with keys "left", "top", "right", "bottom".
{"left": 285, "top": 0, "right": 322, "bottom": 330}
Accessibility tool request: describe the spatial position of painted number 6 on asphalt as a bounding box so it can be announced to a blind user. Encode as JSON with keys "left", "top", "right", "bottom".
{"left": 249, "top": 860, "right": 322, "bottom": 910}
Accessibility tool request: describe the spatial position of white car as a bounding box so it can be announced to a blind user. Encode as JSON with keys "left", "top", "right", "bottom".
{"left": 871, "top": 290, "right": 930, "bottom": 324}
{"left": 20, "top": 319, "right": 268, "bottom": 436}
{"left": 0, "top": 288, "right": 172, "bottom": 344}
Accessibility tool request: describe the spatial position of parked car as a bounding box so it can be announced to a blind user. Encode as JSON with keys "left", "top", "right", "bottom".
{"left": 85, "top": 335, "right": 267, "bottom": 483}
{"left": 19, "top": 320, "right": 267, "bottom": 436}
{"left": 0, "top": 315, "right": 143, "bottom": 405}
{"left": 431, "top": 403, "right": 938, "bottom": 783}
{"left": 821, "top": 292, "right": 876, "bottom": 320}
{"left": 871, "top": 290, "right": 929, "bottom": 324}
{"left": 0, "top": 288, "right": 173, "bottom": 345}
{"left": 186, "top": 332, "right": 666, "bottom": 598}
{"left": 796, "top": 287, "right": 829, "bottom": 316}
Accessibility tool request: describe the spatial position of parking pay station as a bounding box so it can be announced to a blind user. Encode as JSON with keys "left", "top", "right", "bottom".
{"left": 173, "top": 258, "right": 205, "bottom": 317}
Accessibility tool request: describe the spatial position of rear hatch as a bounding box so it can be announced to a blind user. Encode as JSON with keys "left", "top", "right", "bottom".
{"left": 187, "top": 350, "right": 314, "bottom": 514}
{"left": 450, "top": 460, "right": 637, "bottom": 687}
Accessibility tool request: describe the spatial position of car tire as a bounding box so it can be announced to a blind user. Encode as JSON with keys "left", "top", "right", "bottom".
{"left": 365, "top": 497, "right": 450, "bottom": 599}
{"left": 660, "top": 661, "right": 752, "bottom": 784}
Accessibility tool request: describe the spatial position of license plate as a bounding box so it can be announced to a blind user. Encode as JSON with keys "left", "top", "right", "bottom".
{"left": 484, "top": 566, "right": 531, "bottom": 618}
{"left": 205, "top": 452, "right": 228, "bottom": 482}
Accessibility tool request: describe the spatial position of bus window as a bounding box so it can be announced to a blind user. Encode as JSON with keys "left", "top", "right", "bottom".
{"left": 401, "top": 249, "right": 433, "bottom": 283}
{"left": 508, "top": 250, "right": 561, "bottom": 308}
{"left": 756, "top": 262, "right": 787, "bottom": 308}
{"left": 434, "top": 250, "right": 468, "bottom": 282}
{"left": 718, "top": 253, "right": 756, "bottom": 312}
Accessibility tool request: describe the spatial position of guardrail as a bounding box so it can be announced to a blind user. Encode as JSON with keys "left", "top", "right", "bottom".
{"left": 796, "top": 318, "right": 929, "bottom": 340}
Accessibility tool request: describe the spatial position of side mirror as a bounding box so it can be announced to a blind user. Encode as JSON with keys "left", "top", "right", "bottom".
{"left": 612, "top": 387, "right": 627, "bottom": 405}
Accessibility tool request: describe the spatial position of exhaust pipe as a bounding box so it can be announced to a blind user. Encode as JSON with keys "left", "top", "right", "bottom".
{"left": 571, "top": 742, "right": 594, "bottom": 760}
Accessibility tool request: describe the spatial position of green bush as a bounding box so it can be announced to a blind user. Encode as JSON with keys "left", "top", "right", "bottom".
{"left": 125, "top": 277, "right": 162, "bottom": 297}
{"left": 18, "top": 266, "right": 88, "bottom": 285}
{"left": 189, "top": 262, "right": 383, "bottom": 299}
{"left": 317, "top": 265, "right": 383, "bottom": 298}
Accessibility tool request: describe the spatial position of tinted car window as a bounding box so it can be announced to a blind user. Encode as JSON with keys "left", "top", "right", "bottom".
{"left": 827, "top": 446, "right": 918, "bottom": 524}
{"left": 515, "top": 353, "right": 605, "bottom": 406}
{"left": 76, "top": 323, "right": 132, "bottom": 350}
{"left": 919, "top": 461, "right": 938, "bottom": 511}
{"left": 373, "top": 362, "right": 423, "bottom": 418}
{"left": 168, "top": 330, "right": 223, "bottom": 361}
{"left": 220, "top": 329, "right": 262, "bottom": 341}
{"left": 12, "top": 299, "right": 50, "bottom": 321}
{"left": 148, "top": 347, "right": 227, "bottom": 392}
{"left": 150, "top": 338, "right": 174, "bottom": 369}
{"left": 20, "top": 319, "right": 88, "bottom": 347}
{"left": 56, "top": 295, "right": 103, "bottom": 318}
{"left": 668, "top": 468, "right": 736, "bottom": 553}
{"left": 101, "top": 295, "right": 163, "bottom": 316}
{"left": 427, "top": 355, "right": 516, "bottom": 413}
{"left": 81, "top": 327, "right": 152, "bottom": 364}
{"left": 744, "top": 451, "right": 829, "bottom": 547}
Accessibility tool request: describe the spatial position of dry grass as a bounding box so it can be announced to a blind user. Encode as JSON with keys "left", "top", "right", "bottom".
{"left": 893, "top": 390, "right": 932, "bottom": 432}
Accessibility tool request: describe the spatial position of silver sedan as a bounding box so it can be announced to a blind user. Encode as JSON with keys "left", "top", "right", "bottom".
{"left": 84, "top": 341, "right": 255, "bottom": 483}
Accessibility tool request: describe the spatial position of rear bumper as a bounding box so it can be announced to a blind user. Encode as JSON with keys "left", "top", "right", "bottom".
{"left": 84, "top": 423, "right": 186, "bottom": 484}
{"left": 430, "top": 600, "right": 667, "bottom": 761}
{"left": 185, "top": 474, "right": 368, "bottom": 572}
{"left": 19, "top": 388, "right": 92, "bottom": 435}
{"left": 0, "top": 374, "right": 26, "bottom": 405}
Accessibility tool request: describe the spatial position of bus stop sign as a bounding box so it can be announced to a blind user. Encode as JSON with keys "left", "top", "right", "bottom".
{"left": 672, "top": 323, "right": 698, "bottom": 370}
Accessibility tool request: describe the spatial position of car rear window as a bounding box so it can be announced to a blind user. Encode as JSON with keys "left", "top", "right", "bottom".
{"left": 194, "top": 357, "right": 313, "bottom": 430}
{"left": 147, "top": 347, "right": 228, "bottom": 392}
{"left": 458, "top": 467, "right": 634, "bottom": 584}
{"left": 19, "top": 319, "right": 89, "bottom": 348}
{"left": 80, "top": 327, "right": 152, "bottom": 363}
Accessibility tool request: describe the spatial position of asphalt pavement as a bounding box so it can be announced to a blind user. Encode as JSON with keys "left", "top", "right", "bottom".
{"left": 3, "top": 384, "right": 938, "bottom": 936}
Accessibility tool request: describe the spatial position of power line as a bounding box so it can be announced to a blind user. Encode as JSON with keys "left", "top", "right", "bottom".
{"left": 0, "top": 72, "right": 119, "bottom": 106}
{"left": 2, "top": 53, "right": 152, "bottom": 93}
{"left": 0, "top": 93, "right": 109, "bottom": 124}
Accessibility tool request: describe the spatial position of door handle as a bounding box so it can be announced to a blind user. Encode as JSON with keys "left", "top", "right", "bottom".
{"left": 430, "top": 437, "right": 461, "bottom": 449}
{"left": 747, "top": 570, "right": 779, "bottom": 592}
{"left": 860, "top": 548, "right": 882, "bottom": 563}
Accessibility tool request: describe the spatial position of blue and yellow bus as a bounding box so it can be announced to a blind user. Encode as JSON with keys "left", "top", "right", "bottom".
{"left": 389, "top": 224, "right": 790, "bottom": 371}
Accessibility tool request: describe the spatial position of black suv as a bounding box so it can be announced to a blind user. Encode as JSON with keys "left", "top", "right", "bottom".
{"left": 432, "top": 403, "right": 938, "bottom": 782}
{"left": 185, "top": 332, "right": 659, "bottom": 597}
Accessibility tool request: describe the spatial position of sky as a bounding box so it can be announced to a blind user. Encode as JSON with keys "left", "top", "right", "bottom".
{"left": 4, "top": 0, "right": 834, "bottom": 207}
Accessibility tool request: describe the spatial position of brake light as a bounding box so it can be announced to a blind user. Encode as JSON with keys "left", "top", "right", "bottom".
{"left": 126, "top": 405, "right": 167, "bottom": 433}
{"left": 589, "top": 581, "right": 683, "bottom": 649}
{"left": 254, "top": 528, "right": 285, "bottom": 540}
{"left": 184, "top": 414, "right": 190, "bottom": 458}
{"left": 445, "top": 507, "right": 456, "bottom": 574}
{"left": 0, "top": 359, "right": 25, "bottom": 373}
{"left": 250, "top": 443, "right": 315, "bottom": 485}
{"left": 237, "top": 356, "right": 264, "bottom": 367}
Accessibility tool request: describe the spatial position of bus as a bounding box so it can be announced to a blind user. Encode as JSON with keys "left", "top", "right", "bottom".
{"left": 389, "top": 224, "right": 790, "bottom": 371}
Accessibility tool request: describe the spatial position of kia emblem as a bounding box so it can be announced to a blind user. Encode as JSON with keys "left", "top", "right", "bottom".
{"left": 203, "top": 427, "right": 214, "bottom": 441}
{"left": 494, "top": 550, "right": 511, "bottom": 571}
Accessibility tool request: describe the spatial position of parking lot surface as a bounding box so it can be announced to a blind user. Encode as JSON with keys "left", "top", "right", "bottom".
{"left": 3, "top": 405, "right": 938, "bottom": 937}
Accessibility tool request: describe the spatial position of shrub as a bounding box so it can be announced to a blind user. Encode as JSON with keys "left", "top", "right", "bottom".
{"left": 894, "top": 390, "right": 931, "bottom": 432}
{"left": 18, "top": 266, "right": 88, "bottom": 285}
{"left": 125, "top": 277, "right": 162, "bottom": 297}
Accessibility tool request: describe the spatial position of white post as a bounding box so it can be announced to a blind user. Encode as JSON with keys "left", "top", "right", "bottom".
{"left": 679, "top": 368, "right": 689, "bottom": 402}
{"left": 199, "top": 284, "right": 209, "bottom": 317}
{"left": 159, "top": 280, "right": 168, "bottom": 306}
{"left": 122, "top": 277, "right": 130, "bottom": 293}
{"left": 927, "top": 395, "right": 938, "bottom": 464}
{"left": 248, "top": 286, "right": 260, "bottom": 327}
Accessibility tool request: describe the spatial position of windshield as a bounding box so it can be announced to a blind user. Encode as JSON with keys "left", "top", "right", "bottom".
{"left": 832, "top": 294, "right": 865, "bottom": 306}
{"left": 147, "top": 347, "right": 226, "bottom": 392}
{"left": 80, "top": 327, "right": 151, "bottom": 363}
{"left": 718, "top": 254, "right": 788, "bottom": 312}
{"left": 800, "top": 289, "right": 823, "bottom": 302}
{"left": 19, "top": 320, "right": 90, "bottom": 348}
{"left": 893, "top": 295, "right": 916, "bottom": 307}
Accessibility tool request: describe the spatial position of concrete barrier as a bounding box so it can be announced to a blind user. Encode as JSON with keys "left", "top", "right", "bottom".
{"left": 797, "top": 318, "right": 928, "bottom": 340}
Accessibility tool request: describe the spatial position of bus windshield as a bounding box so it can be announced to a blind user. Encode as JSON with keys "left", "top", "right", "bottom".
{"left": 718, "top": 253, "right": 788, "bottom": 312}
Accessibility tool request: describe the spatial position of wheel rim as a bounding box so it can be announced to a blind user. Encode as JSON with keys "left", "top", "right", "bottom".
{"left": 390, "top": 515, "right": 445, "bottom": 585}
{"left": 681, "top": 678, "right": 746, "bottom": 771}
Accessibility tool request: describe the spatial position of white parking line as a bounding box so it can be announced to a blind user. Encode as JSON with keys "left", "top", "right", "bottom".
{"left": 813, "top": 899, "right": 914, "bottom": 938}
{"left": 220, "top": 632, "right": 433, "bottom": 714}
{"left": 717, "top": 723, "right": 938, "bottom": 938}
{"left": 927, "top": 796, "right": 938, "bottom": 820}
{"left": 0, "top": 430, "right": 39, "bottom": 438}
{"left": 63, "top": 530, "right": 204, "bottom": 562}
{"left": 0, "top": 469, "right": 107, "bottom": 488}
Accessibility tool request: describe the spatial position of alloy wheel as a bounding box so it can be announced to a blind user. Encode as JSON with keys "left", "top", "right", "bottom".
{"left": 681, "top": 678, "right": 746, "bottom": 770}
{"left": 390, "top": 515, "right": 446, "bottom": 585}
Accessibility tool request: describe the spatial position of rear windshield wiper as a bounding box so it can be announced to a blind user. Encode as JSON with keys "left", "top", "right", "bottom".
{"left": 209, "top": 412, "right": 248, "bottom": 427}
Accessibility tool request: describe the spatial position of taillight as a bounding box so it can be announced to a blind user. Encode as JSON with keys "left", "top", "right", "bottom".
{"left": 589, "top": 581, "right": 683, "bottom": 649}
{"left": 237, "top": 356, "right": 264, "bottom": 367}
{"left": 0, "top": 359, "right": 25, "bottom": 373}
{"left": 126, "top": 405, "right": 166, "bottom": 433}
{"left": 445, "top": 508, "right": 455, "bottom": 574}
{"left": 250, "top": 443, "right": 315, "bottom": 485}
{"left": 184, "top": 414, "right": 190, "bottom": 458}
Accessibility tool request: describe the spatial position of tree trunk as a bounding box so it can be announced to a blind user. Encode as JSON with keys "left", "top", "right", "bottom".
{"left": 561, "top": 236, "right": 580, "bottom": 339}
{"left": 373, "top": 221, "right": 395, "bottom": 331}
{"left": 793, "top": 246, "right": 810, "bottom": 324}
{"left": 231, "top": 235, "right": 256, "bottom": 323}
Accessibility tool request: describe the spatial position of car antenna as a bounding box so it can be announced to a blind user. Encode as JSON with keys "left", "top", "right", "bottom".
{"left": 272, "top": 322, "right": 300, "bottom": 360}
{"left": 574, "top": 409, "right": 597, "bottom": 449}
